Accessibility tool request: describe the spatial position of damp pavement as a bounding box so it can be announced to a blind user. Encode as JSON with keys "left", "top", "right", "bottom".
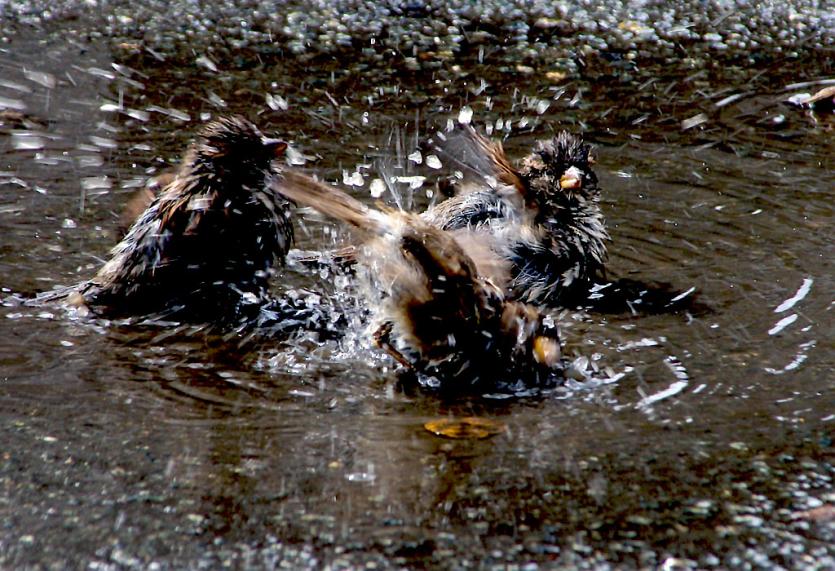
{"left": 0, "top": 1, "right": 833, "bottom": 570}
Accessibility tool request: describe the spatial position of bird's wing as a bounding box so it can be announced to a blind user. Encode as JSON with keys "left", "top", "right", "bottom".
{"left": 433, "top": 125, "right": 526, "bottom": 197}
{"left": 272, "top": 171, "right": 392, "bottom": 236}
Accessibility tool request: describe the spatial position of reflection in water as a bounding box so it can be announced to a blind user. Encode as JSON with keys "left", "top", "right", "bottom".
{"left": 0, "top": 23, "right": 833, "bottom": 571}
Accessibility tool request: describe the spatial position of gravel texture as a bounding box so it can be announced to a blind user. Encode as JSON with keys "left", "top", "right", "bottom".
{"left": 1, "top": 0, "right": 832, "bottom": 65}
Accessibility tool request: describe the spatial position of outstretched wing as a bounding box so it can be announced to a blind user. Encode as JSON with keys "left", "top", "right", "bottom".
{"left": 432, "top": 125, "right": 526, "bottom": 197}
{"left": 272, "top": 171, "right": 393, "bottom": 236}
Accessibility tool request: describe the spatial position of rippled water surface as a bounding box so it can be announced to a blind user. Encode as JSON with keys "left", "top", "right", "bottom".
{"left": 1, "top": 24, "right": 833, "bottom": 570}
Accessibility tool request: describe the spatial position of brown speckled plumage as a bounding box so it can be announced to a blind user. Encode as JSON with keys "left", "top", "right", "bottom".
{"left": 81, "top": 116, "right": 293, "bottom": 321}
{"left": 427, "top": 128, "right": 609, "bottom": 306}
{"left": 273, "top": 171, "right": 562, "bottom": 390}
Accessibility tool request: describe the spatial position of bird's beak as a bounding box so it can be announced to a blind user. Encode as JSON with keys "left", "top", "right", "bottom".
{"left": 559, "top": 167, "right": 582, "bottom": 191}
{"left": 533, "top": 336, "right": 561, "bottom": 368}
{"left": 262, "top": 137, "right": 288, "bottom": 157}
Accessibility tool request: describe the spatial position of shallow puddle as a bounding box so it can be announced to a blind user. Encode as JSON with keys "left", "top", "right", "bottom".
{"left": 0, "top": 18, "right": 833, "bottom": 570}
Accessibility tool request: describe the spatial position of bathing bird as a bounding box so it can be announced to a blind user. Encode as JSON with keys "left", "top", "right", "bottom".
{"left": 36, "top": 116, "right": 294, "bottom": 323}
{"left": 273, "top": 171, "right": 563, "bottom": 390}
{"left": 425, "top": 126, "right": 609, "bottom": 306}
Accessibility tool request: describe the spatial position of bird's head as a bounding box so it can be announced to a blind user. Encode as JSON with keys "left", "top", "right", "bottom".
{"left": 192, "top": 115, "right": 287, "bottom": 180}
{"left": 519, "top": 132, "right": 599, "bottom": 212}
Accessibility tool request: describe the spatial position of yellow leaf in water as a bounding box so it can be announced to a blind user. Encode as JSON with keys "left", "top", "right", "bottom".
{"left": 618, "top": 21, "right": 650, "bottom": 34}
{"left": 423, "top": 417, "right": 506, "bottom": 440}
{"left": 545, "top": 71, "right": 567, "bottom": 83}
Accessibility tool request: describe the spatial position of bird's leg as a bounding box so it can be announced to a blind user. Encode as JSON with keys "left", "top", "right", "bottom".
{"left": 373, "top": 321, "right": 414, "bottom": 369}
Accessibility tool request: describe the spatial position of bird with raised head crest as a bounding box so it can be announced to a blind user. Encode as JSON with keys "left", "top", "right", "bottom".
{"left": 425, "top": 126, "right": 609, "bottom": 307}
{"left": 272, "top": 171, "right": 563, "bottom": 390}
{"left": 35, "top": 116, "right": 294, "bottom": 323}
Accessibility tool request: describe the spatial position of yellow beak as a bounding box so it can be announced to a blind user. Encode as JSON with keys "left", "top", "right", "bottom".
{"left": 533, "top": 336, "right": 561, "bottom": 368}
{"left": 559, "top": 172, "right": 581, "bottom": 190}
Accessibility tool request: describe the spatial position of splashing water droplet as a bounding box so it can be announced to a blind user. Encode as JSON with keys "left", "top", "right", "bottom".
{"left": 342, "top": 170, "right": 364, "bottom": 187}
{"left": 0, "top": 96, "right": 27, "bottom": 111}
{"left": 393, "top": 176, "right": 425, "bottom": 189}
{"left": 195, "top": 55, "right": 218, "bottom": 72}
{"left": 369, "top": 178, "right": 385, "bottom": 198}
{"left": 81, "top": 176, "right": 111, "bottom": 193}
{"left": 99, "top": 102, "right": 121, "bottom": 112}
{"left": 147, "top": 106, "right": 190, "bottom": 122}
{"left": 266, "top": 93, "right": 288, "bottom": 111}
{"left": 124, "top": 108, "right": 149, "bottom": 121}
{"left": 23, "top": 69, "right": 56, "bottom": 89}
{"left": 284, "top": 146, "right": 307, "bottom": 166}
{"left": 11, "top": 134, "right": 44, "bottom": 150}
{"left": 208, "top": 92, "right": 227, "bottom": 108}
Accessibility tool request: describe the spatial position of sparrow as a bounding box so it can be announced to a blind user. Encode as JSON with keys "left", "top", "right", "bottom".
{"left": 288, "top": 128, "right": 608, "bottom": 308}
{"left": 37, "top": 116, "right": 294, "bottom": 323}
{"left": 429, "top": 128, "right": 707, "bottom": 316}
{"left": 425, "top": 126, "right": 609, "bottom": 307}
{"left": 272, "top": 171, "right": 563, "bottom": 390}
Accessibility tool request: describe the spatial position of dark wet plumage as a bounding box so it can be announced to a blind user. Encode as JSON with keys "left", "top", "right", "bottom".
{"left": 273, "top": 171, "right": 563, "bottom": 390}
{"left": 426, "top": 127, "right": 609, "bottom": 306}
{"left": 37, "top": 116, "right": 294, "bottom": 323}
{"left": 117, "top": 170, "right": 175, "bottom": 235}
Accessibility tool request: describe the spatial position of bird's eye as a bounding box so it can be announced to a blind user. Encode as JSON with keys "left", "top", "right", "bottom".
{"left": 262, "top": 138, "right": 287, "bottom": 158}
